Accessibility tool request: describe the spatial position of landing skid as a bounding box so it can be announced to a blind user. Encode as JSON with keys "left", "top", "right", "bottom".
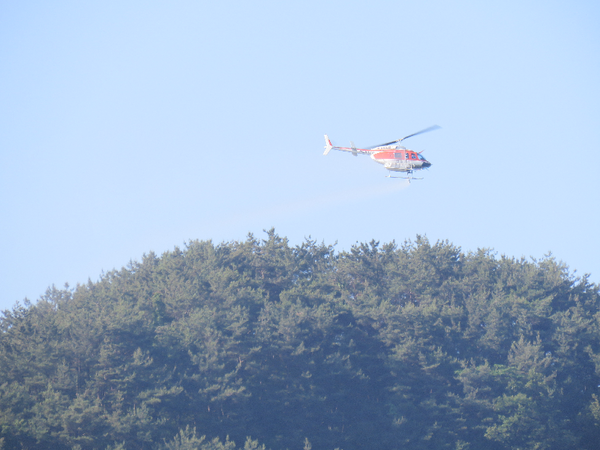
{"left": 386, "top": 176, "right": 423, "bottom": 182}
{"left": 386, "top": 171, "right": 423, "bottom": 182}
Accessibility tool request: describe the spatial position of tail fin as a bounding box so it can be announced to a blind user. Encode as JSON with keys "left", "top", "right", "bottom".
{"left": 323, "top": 135, "right": 333, "bottom": 155}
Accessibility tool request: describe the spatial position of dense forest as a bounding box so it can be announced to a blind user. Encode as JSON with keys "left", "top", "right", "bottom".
{"left": 1, "top": 231, "right": 599, "bottom": 450}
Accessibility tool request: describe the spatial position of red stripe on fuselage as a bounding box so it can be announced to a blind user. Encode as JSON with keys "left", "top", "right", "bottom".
{"left": 373, "top": 151, "right": 414, "bottom": 160}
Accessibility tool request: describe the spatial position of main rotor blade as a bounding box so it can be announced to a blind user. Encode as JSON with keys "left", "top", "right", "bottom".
{"left": 374, "top": 139, "right": 403, "bottom": 147}
{"left": 368, "top": 125, "right": 441, "bottom": 149}
{"left": 399, "top": 125, "right": 441, "bottom": 143}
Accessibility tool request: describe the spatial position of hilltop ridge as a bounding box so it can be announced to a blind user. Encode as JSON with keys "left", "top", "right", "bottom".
{"left": 1, "top": 231, "right": 599, "bottom": 450}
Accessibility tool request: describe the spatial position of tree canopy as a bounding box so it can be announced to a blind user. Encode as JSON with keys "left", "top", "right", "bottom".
{"left": 1, "top": 231, "right": 599, "bottom": 450}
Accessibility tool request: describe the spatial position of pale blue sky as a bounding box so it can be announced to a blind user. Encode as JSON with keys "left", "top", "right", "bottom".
{"left": 1, "top": 1, "right": 599, "bottom": 311}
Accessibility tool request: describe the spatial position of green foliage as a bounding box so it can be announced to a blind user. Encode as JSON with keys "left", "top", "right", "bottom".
{"left": 1, "top": 232, "right": 599, "bottom": 450}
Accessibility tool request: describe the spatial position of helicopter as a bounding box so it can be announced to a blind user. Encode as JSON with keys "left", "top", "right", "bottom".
{"left": 323, "top": 125, "right": 440, "bottom": 181}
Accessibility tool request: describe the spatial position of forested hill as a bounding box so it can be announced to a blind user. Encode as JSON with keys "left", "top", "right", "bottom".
{"left": 1, "top": 232, "right": 600, "bottom": 450}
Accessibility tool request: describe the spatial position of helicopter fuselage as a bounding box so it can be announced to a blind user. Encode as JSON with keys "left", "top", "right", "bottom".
{"left": 370, "top": 146, "right": 432, "bottom": 173}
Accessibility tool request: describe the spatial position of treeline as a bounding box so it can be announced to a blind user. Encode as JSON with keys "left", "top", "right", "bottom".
{"left": 1, "top": 231, "right": 599, "bottom": 450}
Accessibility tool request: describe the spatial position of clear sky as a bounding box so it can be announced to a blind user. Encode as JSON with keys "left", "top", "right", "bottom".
{"left": 1, "top": 0, "right": 599, "bottom": 311}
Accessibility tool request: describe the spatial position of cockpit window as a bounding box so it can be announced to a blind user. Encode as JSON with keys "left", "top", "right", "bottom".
{"left": 410, "top": 153, "right": 416, "bottom": 159}
{"left": 418, "top": 154, "right": 426, "bottom": 161}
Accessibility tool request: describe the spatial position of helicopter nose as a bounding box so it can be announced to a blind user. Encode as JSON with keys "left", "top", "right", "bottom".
{"left": 423, "top": 161, "right": 432, "bottom": 168}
